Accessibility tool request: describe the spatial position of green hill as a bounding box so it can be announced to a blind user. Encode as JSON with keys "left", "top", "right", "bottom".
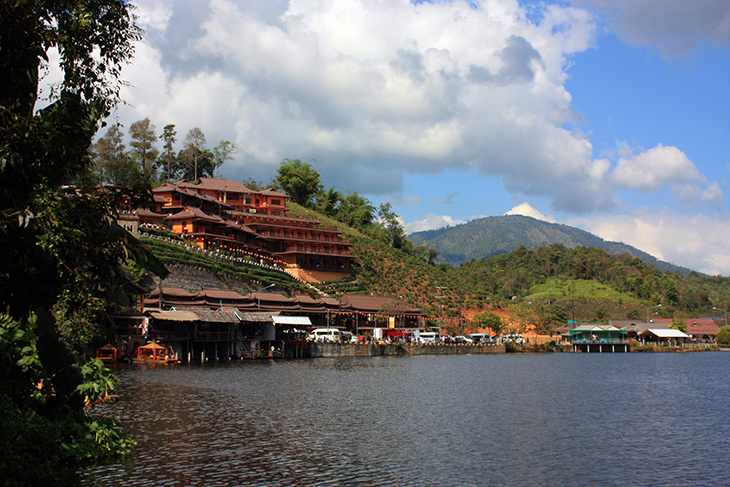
{"left": 409, "top": 214, "right": 692, "bottom": 274}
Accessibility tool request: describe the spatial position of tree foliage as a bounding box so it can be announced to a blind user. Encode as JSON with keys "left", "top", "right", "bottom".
{"left": 159, "top": 123, "right": 177, "bottom": 182}
{"left": 91, "top": 124, "right": 133, "bottom": 185}
{"left": 0, "top": 1, "right": 167, "bottom": 479}
{"left": 212, "top": 139, "right": 236, "bottom": 178}
{"left": 376, "top": 202, "right": 408, "bottom": 250}
{"left": 129, "top": 117, "right": 159, "bottom": 181}
{"left": 242, "top": 176, "right": 267, "bottom": 191}
{"left": 273, "top": 158, "right": 323, "bottom": 207}
{"left": 716, "top": 326, "right": 730, "bottom": 345}
{"left": 475, "top": 312, "right": 503, "bottom": 334}
{"left": 177, "top": 127, "right": 213, "bottom": 181}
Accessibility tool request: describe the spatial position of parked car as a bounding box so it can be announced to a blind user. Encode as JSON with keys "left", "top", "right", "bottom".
{"left": 501, "top": 334, "right": 524, "bottom": 344}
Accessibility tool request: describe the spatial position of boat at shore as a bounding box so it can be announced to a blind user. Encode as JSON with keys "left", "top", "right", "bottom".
{"left": 133, "top": 341, "right": 180, "bottom": 364}
{"left": 95, "top": 343, "right": 119, "bottom": 364}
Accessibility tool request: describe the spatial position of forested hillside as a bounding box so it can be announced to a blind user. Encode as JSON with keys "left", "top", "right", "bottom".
{"left": 454, "top": 244, "right": 728, "bottom": 312}
{"left": 410, "top": 214, "right": 692, "bottom": 274}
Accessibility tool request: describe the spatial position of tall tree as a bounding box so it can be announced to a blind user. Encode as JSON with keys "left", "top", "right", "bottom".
{"left": 377, "top": 202, "right": 408, "bottom": 250}
{"left": 159, "top": 123, "right": 177, "bottom": 182}
{"left": 91, "top": 124, "right": 133, "bottom": 185}
{"left": 179, "top": 127, "right": 212, "bottom": 180}
{"left": 273, "top": 158, "right": 323, "bottom": 207}
{"left": 0, "top": 1, "right": 167, "bottom": 479}
{"left": 212, "top": 139, "right": 235, "bottom": 178}
{"left": 129, "top": 117, "right": 159, "bottom": 183}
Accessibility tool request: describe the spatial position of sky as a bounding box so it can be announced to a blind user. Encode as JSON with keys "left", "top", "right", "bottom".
{"left": 78, "top": 0, "right": 730, "bottom": 275}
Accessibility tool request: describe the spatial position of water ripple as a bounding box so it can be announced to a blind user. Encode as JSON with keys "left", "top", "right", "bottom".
{"left": 80, "top": 353, "right": 730, "bottom": 486}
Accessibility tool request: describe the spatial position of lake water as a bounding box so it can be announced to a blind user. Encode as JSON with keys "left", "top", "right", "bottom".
{"left": 78, "top": 352, "right": 730, "bottom": 486}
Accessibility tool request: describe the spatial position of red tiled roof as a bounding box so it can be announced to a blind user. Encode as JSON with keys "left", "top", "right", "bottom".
{"left": 260, "top": 188, "right": 290, "bottom": 198}
{"left": 198, "top": 289, "right": 247, "bottom": 301}
{"left": 137, "top": 208, "right": 166, "bottom": 218}
{"left": 253, "top": 292, "right": 296, "bottom": 303}
{"left": 685, "top": 319, "right": 719, "bottom": 334}
{"left": 154, "top": 183, "right": 229, "bottom": 207}
{"left": 295, "top": 295, "right": 324, "bottom": 305}
{"left": 153, "top": 182, "right": 178, "bottom": 192}
{"left": 153, "top": 287, "right": 198, "bottom": 298}
{"left": 181, "top": 178, "right": 254, "bottom": 194}
{"left": 647, "top": 317, "right": 718, "bottom": 335}
{"left": 164, "top": 206, "right": 226, "bottom": 223}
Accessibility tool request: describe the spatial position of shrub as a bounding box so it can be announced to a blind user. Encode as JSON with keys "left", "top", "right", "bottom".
{"left": 716, "top": 325, "right": 730, "bottom": 345}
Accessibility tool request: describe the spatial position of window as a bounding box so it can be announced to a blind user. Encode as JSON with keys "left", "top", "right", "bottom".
{"left": 271, "top": 199, "right": 282, "bottom": 206}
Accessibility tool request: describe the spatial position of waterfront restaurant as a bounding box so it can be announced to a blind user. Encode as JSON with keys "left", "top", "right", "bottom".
{"left": 569, "top": 324, "right": 629, "bottom": 353}
{"left": 638, "top": 328, "right": 690, "bottom": 346}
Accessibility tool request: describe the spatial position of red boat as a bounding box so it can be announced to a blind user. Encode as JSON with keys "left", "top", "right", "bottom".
{"left": 133, "top": 341, "right": 179, "bottom": 364}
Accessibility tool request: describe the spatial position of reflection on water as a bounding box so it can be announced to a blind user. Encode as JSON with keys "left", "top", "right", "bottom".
{"left": 80, "top": 353, "right": 730, "bottom": 486}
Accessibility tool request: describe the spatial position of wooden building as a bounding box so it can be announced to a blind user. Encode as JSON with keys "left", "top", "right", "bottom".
{"left": 121, "top": 178, "right": 354, "bottom": 282}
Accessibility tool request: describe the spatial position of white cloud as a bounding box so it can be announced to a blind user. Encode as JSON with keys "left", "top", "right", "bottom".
{"left": 114, "top": 0, "right": 618, "bottom": 210}
{"left": 406, "top": 213, "right": 465, "bottom": 234}
{"left": 605, "top": 143, "right": 723, "bottom": 211}
{"left": 568, "top": 210, "right": 730, "bottom": 275}
{"left": 505, "top": 203, "right": 556, "bottom": 222}
{"left": 609, "top": 144, "right": 705, "bottom": 190}
{"left": 571, "top": 0, "right": 730, "bottom": 57}
{"left": 673, "top": 182, "right": 724, "bottom": 211}
{"left": 133, "top": 1, "right": 172, "bottom": 31}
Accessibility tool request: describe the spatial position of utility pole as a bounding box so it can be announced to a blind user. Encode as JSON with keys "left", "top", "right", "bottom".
{"left": 435, "top": 286, "right": 447, "bottom": 337}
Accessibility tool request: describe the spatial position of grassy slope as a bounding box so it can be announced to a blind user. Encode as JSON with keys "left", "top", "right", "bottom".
{"left": 524, "top": 277, "right": 643, "bottom": 303}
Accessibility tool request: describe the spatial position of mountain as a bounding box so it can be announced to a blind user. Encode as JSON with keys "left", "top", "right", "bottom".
{"left": 409, "top": 214, "right": 693, "bottom": 274}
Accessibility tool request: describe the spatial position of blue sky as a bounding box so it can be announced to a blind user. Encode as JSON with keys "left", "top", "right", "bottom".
{"left": 76, "top": 0, "right": 730, "bottom": 274}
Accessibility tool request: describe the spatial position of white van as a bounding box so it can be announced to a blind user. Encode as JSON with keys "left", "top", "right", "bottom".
{"left": 308, "top": 328, "right": 342, "bottom": 342}
{"left": 469, "top": 333, "right": 494, "bottom": 344}
{"left": 418, "top": 331, "right": 441, "bottom": 343}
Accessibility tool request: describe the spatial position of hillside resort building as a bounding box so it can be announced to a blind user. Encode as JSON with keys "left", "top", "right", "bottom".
{"left": 118, "top": 177, "right": 354, "bottom": 283}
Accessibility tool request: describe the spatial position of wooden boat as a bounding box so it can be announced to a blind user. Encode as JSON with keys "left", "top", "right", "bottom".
{"left": 95, "top": 343, "right": 119, "bottom": 364}
{"left": 133, "top": 341, "right": 180, "bottom": 364}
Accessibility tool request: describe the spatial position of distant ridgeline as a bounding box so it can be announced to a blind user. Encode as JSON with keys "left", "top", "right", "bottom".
{"left": 409, "top": 215, "right": 694, "bottom": 275}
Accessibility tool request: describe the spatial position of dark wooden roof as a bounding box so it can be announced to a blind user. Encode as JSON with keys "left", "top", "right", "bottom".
{"left": 147, "top": 288, "right": 424, "bottom": 316}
